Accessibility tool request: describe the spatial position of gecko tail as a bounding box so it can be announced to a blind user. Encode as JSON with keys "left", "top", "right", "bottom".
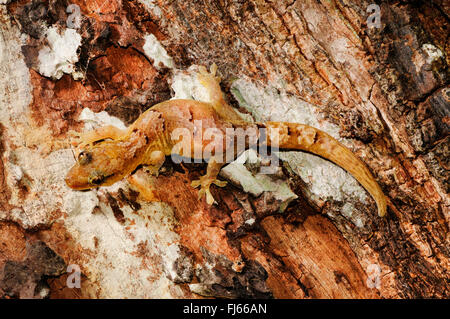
{"left": 261, "top": 122, "right": 387, "bottom": 217}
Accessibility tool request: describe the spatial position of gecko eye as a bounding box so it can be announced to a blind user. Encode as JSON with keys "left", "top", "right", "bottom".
{"left": 78, "top": 151, "right": 92, "bottom": 165}
{"left": 88, "top": 172, "right": 105, "bottom": 185}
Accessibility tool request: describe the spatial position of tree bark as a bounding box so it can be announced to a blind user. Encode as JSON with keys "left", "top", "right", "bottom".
{"left": 0, "top": 0, "right": 448, "bottom": 298}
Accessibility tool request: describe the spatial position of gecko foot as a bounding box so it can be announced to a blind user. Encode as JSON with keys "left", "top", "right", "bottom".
{"left": 197, "top": 64, "right": 223, "bottom": 102}
{"left": 198, "top": 63, "right": 219, "bottom": 81}
{"left": 191, "top": 175, "right": 227, "bottom": 205}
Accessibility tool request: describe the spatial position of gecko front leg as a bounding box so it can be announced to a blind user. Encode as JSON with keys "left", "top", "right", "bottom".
{"left": 191, "top": 157, "right": 227, "bottom": 205}
{"left": 127, "top": 170, "right": 160, "bottom": 202}
{"left": 70, "top": 125, "right": 126, "bottom": 149}
{"left": 127, "top": 150, "right": 166, "bottom": 202}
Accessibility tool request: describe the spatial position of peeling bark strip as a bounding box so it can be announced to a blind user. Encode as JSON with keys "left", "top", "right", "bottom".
{"left": 0, "top": 0, "right": 448, "bottom": 298}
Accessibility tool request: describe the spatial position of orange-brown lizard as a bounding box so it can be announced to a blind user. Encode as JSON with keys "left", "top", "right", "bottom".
{"left": 65, "top": 65, "right": 387, "bottom": 217}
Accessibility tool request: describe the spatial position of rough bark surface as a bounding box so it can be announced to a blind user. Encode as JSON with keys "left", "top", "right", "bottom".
{"left": 0, "top": 0, "right": 448, "bottom": 298}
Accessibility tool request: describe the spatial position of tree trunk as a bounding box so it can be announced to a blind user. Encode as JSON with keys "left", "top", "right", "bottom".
{"left": 0, "top": 0, "right": 448, "bottom": 298}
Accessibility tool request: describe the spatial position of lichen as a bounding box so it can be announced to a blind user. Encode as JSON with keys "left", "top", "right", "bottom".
{"left": 79, "top": 107, "right": 128, "bottom": 131}
{"left": 0, "top": 7, "right": 32, "bottom": 120}
{"left": 421, "top": 43, "right": 444, "bottom": 64}
{"left": 63, "top": 195, "right": 184, "bottom": 298}
{"left": 37, "top": 27, "right": 82, "bottom": 80}
{"left": 143, "top": 33, "right": 174, "bottom": 69}
{"left": 220, "top": 150, "right": 297, "bottom": 212}
{"left": 138, "top": 0, "right": 162, "bottom": 18}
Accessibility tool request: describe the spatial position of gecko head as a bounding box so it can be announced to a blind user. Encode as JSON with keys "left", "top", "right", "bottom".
{"left": 65, "top": 142, "right": 125, "bottom": 190}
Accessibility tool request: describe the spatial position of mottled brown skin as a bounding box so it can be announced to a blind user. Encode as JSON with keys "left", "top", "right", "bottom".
{"left": 65, "top": 65, "right": 386, "bottom": 216}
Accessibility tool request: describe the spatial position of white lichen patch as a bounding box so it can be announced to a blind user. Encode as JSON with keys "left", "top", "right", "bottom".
{"left": 1, "top": 148, "right": 75, "bottom": 229}
{"left": 138, "top": 0, "right": 162, "bottom": 18}
{"left": 412, "top": 44, "right": 444, "bottom": 75}
{"left": 221, "top": 150, "right": 297, "bottom": 211}
{"left": 79, "top": 107, "right": 128, "bottom": 131}
{"left": 7, "top": 163, "right": 23, "bottom": 182}
{"left": 231, "top": 78, "right": 368, "bottom": 208}
{"left": 245, "top": 218, "right": 256, "bottom": 225}
{"left": 341, "top": 202, "right": 365, "bottom": 228}
{"left": 0, "top": 8, "right": 32, "bottom": 121}
{"left": 0, "top": 9, "right": 50, "bottom": 228}
{"left": 143, "top": 33, "right": 174, "bottom": 69}
{"left": 37, "top": 26, "right": 82, "bottom": 80}
{"left": 281, "top": 152, "right": 367, "bottom": 203}
{"left": 329, "top": 37, "right": 351, "bottom": 64}
{"left": 63, "top": 192, "right": 184, "bottom": 298}
{"left": 422, "top": 43, "right": 443, "bottom": 64}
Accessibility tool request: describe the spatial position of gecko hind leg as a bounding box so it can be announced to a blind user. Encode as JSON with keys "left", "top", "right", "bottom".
{"left": 142, "top": 150, "right": 166, "bottom": 176}
{"left": 191, "top": 158, "right": 227, "bottom": 205}
{"left": 197, "top": 64, "right": 221, "bottom": 96}
{"left": 196, "top": 64, "right": 244, "bottom": 123}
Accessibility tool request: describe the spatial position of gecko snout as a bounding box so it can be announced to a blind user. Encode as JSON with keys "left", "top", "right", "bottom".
{"left": 64, "top": 166, "right": 90, "bottom": 190}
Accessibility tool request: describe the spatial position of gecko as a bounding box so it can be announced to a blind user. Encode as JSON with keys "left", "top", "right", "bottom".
{"left": 65, "top": 65, "right": 387, "bottom": 217}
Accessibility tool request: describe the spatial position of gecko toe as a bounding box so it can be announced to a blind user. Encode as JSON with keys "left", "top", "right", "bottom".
{"left": 206, "top": 190, "right": 215, "bottom": 205}
{"left": 191, "top": 175, "right": 225, "bottom": 205}
{"left": 191, "top": 180, "right": 201, "bottom": 188}
{"left": 213, "top": 180, "right": 227, "bottom": 187}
